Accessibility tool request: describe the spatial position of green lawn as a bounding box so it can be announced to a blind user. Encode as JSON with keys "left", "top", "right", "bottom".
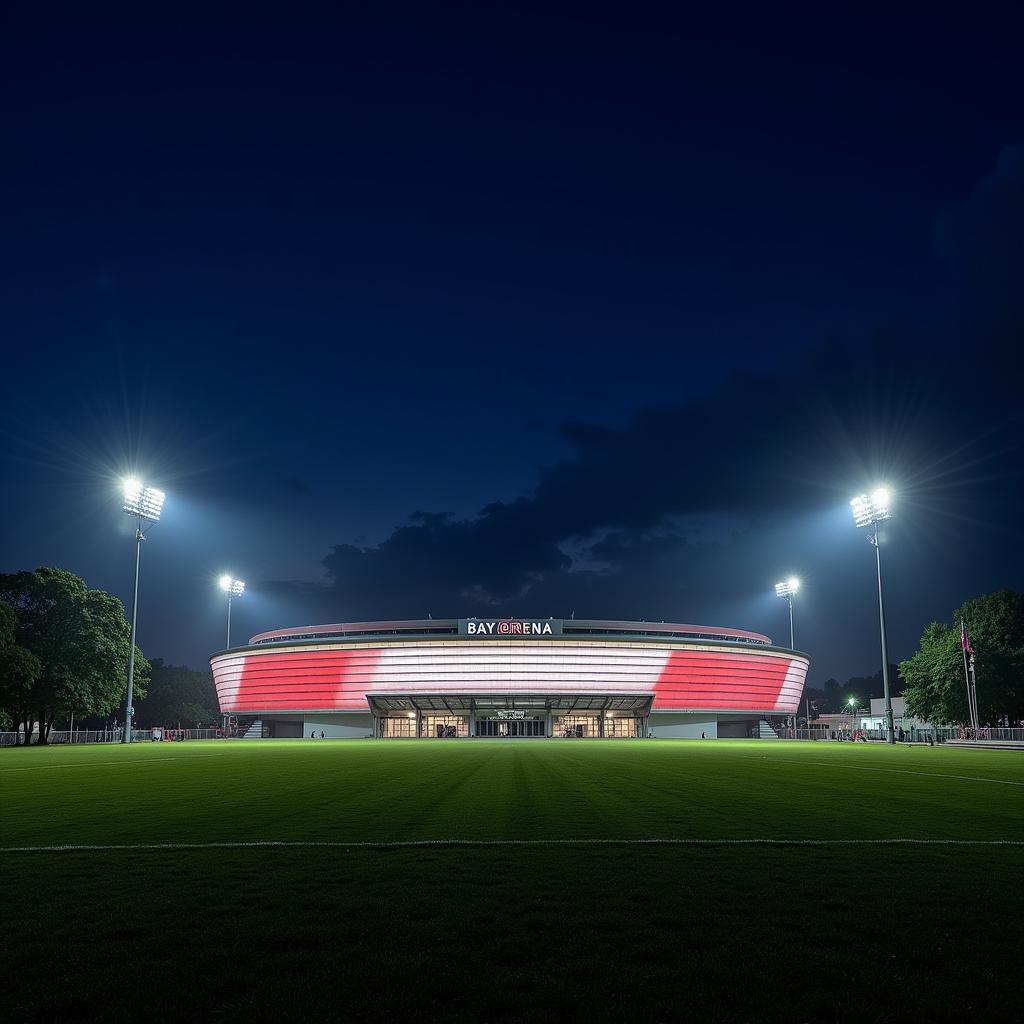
{"left": 2, "top": 739, "right": 1022, "bottom": 1021}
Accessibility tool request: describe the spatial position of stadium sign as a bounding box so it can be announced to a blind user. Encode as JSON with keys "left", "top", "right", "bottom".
{"left": 460, "top": 618, "right": 563, "bottom": 636}
{"left": 495, "top": 710, "right": 527, "bottom": 720}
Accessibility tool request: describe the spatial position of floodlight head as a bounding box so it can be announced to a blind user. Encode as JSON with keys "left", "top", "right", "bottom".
{"left": 851, "top": 486, "right": 892, "bottom": 528}
{"left": 871, "top": 487, "right": 891, "bottom": 512}
{"left": 775, "top": 577, "right": 800, "bottom": 598}
{"left": 847, "top": 697, "right": 856, "bottom": 707}
{"left": 122, "top": 478, "right": 165, "bottom": 522}
{"left": 787, "top": 576, "right": 800, "bottom": 592}
{"left": 219, "top": 575, "right": 245, "bottom": 597}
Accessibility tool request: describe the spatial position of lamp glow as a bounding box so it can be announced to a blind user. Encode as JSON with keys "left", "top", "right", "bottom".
{"left": 219, "top": 575, "right": 245, "bottom": 597}
{"left": 851, "top": 487, "right": 892, "bottom": 529}
{"left": 122, "top": 477, "right": 165, "bottom": 522}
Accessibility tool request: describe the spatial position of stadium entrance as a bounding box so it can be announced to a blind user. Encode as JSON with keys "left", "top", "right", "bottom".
{"left": 476, "top": 716, "right": 545, "bottom": 737}
{"left": 367, "top": 693, "right": 652, "bottom": 738}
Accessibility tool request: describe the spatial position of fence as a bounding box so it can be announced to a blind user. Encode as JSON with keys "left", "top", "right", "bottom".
{"left": 772, "top": 725, "right": 1024, "bottom": 742}
{"left": 0, "top": 728, "right": 228, "bottom": 747}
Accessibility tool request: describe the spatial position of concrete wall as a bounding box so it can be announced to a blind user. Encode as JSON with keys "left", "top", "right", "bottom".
{"left": 648, "top": 714, "right": 718, "bottom": 739}
{"left": 303, "top": 713, "right": 374, "bottom": 739}
{"left": 717, "top": 719, "right": 754, "bottom": 738}
{"left": 268, "top": 719, "right": 303, "bottom": 739}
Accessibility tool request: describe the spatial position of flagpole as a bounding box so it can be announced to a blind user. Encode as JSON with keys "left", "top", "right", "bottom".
{"left": 968, "top": 656, "right": 980, "bottom": 736}
{"left": 960, "top": 620, "right": 974, "bottom": 736}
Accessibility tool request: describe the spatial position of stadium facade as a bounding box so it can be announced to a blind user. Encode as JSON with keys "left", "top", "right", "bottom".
{"left": 211, "top": 618, "right": 809, "bottom": 739}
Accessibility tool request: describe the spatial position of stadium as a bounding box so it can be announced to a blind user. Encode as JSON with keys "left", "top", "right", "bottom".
{"left": 210, "top": 617, "right": 810, "bottom": 739}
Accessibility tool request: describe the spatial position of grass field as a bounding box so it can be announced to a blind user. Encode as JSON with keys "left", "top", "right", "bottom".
{"left": 2, "top": 739, "right": 1022, "bottom": 1022}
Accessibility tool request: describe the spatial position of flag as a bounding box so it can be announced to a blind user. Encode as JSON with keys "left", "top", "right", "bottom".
{"left": 960, "top": 620, "right": 974, "bottom": 657}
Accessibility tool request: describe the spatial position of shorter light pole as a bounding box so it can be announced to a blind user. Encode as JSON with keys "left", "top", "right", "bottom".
{"left": 774, "top": 576, "right": 800, "bottom": 649}
{"left": 218, "top": 575, "right": 245, "bottom": 648}
{"left": 846, "top": 696, "right": 860, "bottom": 739}
{"left": 775, "top": 577, "right": 800, "bottom": 737}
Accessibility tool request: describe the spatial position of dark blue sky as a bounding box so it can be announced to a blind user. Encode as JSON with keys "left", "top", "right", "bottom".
{"left": 2, "top": 5, "right": 1022, "bottom": 681}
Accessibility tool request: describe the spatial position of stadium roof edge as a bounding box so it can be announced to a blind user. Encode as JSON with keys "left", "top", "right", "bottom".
{"left": 247, "top": 617, "right": 773, "bottom": 646}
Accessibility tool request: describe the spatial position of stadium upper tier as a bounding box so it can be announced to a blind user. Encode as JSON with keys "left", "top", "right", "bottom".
{"left": 247, "top": 618, "right": 774, "bottom": 647}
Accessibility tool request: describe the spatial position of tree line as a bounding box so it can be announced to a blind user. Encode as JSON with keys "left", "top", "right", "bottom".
{"left": 801, "top": 667, "right": 900, "bottom": 716}
{"left": 0, "top": 566, "right": 219, "bottom": 744}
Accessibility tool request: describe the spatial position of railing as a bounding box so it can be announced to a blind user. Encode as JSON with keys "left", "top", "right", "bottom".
{"left": 949, "top": 726, "right": 1024, "bottom": 741}
{"left": 0, "top": 728, "right": 229, "bottom": 747}
{"left": 772, "top": 726, "right": 1024, "bottom": 742}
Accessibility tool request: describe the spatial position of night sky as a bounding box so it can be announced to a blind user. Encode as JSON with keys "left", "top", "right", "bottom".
{"left": 2, "top": 7, "right": 1022, "bottom": 683}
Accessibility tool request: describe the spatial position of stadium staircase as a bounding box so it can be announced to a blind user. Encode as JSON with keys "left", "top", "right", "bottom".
{"left": 757, "top": 719, "right": 780, "bottom": 740}
{"left": 240, "top": 719, "right": 264, "bottom": 740}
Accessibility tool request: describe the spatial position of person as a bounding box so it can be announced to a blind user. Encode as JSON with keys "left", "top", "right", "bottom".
{"left": 701, "top": 731, "right": 706, "bottom": 739}
{"left": 310, "top": 729, "right": 316, "bottom": 739}
{"left": 320, "top": 730, "right": 325, "bottom": 739}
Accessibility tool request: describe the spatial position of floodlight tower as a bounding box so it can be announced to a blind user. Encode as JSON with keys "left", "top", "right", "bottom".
{"left": 121, "top": 478, "right": 166, "bottom": 743}
{"left": 774, "top": 576, "right": 800, "bottom": 650}
{"left": 774, "top": 576, "right": 801, "bottom": 739}
{"left": 851, "top": 487, "right": 895, "bottom": 744}
{"left": 219, "top": 575, "right": 245, "bottom": 648}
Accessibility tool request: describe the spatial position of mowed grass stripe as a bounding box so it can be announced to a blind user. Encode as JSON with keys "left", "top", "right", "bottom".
{"left": 780, "top": 757, "right": 1024, "bottom": 785}
{"left": 0, "top": 752, "right": 236, "bottom": 771}
{"left": 3, "top": 739, "right": 1022, "bottom": 849}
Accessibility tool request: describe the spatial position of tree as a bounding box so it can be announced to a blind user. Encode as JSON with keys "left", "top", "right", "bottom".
{"left": 0, "top": 567, "right": 149, "bottom": 743}
{"left": 136, "top": 659, "right": 220, "bottom": 727}
{"left": 900, "top": 589, "right": 1024, "bottom": 725}
{"left": 0, "top": 603, "right": 42, "bottom": 741}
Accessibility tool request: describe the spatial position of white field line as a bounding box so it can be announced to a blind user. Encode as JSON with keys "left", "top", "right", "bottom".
{"left": 2, "top": 838, "right": 1022, "bottom": 854}
{"left": 769, "top": 759, "right": 1024, "bottom": 787}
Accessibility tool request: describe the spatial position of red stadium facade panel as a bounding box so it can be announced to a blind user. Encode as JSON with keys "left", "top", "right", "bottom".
{"left": 211, "top": 620, "right": 809, "bottom": 729}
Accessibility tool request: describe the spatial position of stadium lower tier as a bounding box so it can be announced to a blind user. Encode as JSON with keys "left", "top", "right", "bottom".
{"left": 243, "top": 709, "right": 784, "bottom": 740}
{"left": 211, "top": 631, "right": 810, "bottom": 739}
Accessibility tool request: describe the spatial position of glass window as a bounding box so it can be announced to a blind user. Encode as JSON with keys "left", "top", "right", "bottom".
{"left": 381, "top": 716, "right": 417, "bottom": 737}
